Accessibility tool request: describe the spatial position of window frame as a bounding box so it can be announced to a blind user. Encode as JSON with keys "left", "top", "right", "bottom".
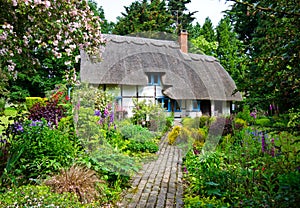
{"left": 148, "top": 74, "right": 161, "bottom": 86}
{"left": 192, "top": 100, "right": 201, "bottom": 111}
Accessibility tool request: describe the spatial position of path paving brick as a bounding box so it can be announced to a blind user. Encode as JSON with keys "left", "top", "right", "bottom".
{"left": 118, "top": 133, "right": 184, "bottom": 208}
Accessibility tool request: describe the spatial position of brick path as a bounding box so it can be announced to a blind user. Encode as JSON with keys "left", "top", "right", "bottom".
{"left": 118, "top": 133, "right": 184, "bottom": 208}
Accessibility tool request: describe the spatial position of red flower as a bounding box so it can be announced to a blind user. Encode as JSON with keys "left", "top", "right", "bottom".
{"left": 262, "top": 167, "right": 265, "bottom": 171}
{"left": 65, "top": 95, "right": 70, "bottom": 101}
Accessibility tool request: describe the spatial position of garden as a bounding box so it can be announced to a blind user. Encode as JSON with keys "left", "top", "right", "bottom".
{"left": 0, "top": 84, "right": 173, "bottom": 207}
{"left": 167, "top": 106, "right": 300, "bottom": 207}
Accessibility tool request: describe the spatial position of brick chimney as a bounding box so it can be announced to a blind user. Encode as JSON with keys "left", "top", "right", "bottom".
{"left": 178, "top": 30, "right": 188, "bottom": 53}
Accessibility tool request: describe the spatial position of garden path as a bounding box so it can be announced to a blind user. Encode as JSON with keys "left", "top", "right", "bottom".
{"left": 118, "top": 121, "right": 184, "bottom": 208}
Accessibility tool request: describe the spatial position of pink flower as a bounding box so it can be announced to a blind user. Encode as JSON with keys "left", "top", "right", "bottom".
{"left": 44, "top": 1, "right": 51, "bottom": 8}
{"left": 12, "top": 0, "right": 17, "bottom": 6}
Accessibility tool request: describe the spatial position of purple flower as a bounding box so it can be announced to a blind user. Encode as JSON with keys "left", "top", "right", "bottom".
{"left": 94, "top": 110, "right": 101, "bottom": 116}
{"left": 269, "top": 104, "right": 273, "bottom": 111}
{"left": 109, "top": 111, "right": 114, "bottom": 123}
{"left": 29, "top": 120, "right": 42, "bottom": 127}
{"left": 183, "top": 166, "right": 188, "bottom": 174}
{"left": 15, "top": 122, "right": 23, "bottom": 132}
{"left": 262, "top": 134, "right": 266, "bottom": 153}
{"left": 103, "top": 108, "right": 109, "bottom": 117}
{"left": 250, "top": 112, "right": 256, "bottom": 119}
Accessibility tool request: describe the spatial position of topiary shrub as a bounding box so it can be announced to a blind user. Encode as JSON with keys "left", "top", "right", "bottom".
{"left": 0, "top": 185, "right": 82, "bottom": 207}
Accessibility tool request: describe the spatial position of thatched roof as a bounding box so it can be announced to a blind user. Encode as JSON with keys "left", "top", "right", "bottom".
{"left": 80, "top": 34, "right": 242, "bottom": 101}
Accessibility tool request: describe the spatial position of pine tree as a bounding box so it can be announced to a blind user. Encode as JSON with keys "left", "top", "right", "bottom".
{"left": 167, "top": 0, "right": 197, "bottom": 33}
{"left": 113, "top": 0, "right": 174, "bottom": 35}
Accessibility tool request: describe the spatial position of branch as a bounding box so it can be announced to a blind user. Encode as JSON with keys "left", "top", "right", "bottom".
{"left": 229, "top": 0, "right": 300, "bottom": 17}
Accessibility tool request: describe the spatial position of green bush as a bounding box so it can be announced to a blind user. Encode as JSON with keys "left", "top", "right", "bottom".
{"left": 0, "top": 98, "right": 5, "bottom": 115}
{"left": 119, "top": 124, "right": 154, "bottom": 140}
{"left": 236, "top": 105, "right": 253, "bottom": 124}
{"left": 126, "top": 139, "right": 158, "bottom": 153}
{"left": 256, "top": 117, "right": 271, "bottom": 126}
{"left": 6, "top": 119, "right": 79, "bottom": 183}
{"left": 168, "top": 126, "right": 181, "bottom": 145}
{"left": 234, "top": 118, "right": 247, "bottom": 130}
{"left": 25, "top": 97, "right": 47, "bottom": 110}
{"left": 0, "top": 185, "right": 83, "bottom": 207}
{"left": 182, "top": 116, "right": 211, "bottom": 129}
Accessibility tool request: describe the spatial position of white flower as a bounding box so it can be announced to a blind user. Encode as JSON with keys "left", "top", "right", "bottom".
{"left": 65, "top": 60, "right": 72, "bottom": 65}
{"left": 75, "top": 55, "right": 81, "bottom": 63}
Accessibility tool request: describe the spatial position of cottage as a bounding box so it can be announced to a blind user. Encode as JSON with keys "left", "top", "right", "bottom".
{"left": 80, "top": 32, "right": 242, "bottom": 118}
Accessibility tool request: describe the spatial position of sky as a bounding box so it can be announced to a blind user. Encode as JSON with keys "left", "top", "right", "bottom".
{"left": 95, "top": 0, "right": 233, "bottom": 27}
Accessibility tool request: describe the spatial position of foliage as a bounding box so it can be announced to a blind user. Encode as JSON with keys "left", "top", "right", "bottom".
{"left": 4, "top": 119, "right": 79, "bottom": 184}
{"left": 1, "top": 0, "right": 105, "bottom": 100}
{"left": 216, "top": 16, "right": 246, "bottom": 87}
{"left": 131, "top": 99, "right": 168, "bottom": 132}
{"left": 255, "top": 117, "right": 271, "bottom": 127}
{"left": 126, "top": 139, "right": 158, "bottom": 153}
{"left": 45, "top": 165, "right": 104, "bottom": 203}
{"left": 182, "top": 116, "right": 211, "bottom": 129}
{"left": 234, "top": 117, "right": 247, "bottom": 130}
{"left": 227, "top": 0, "right": 300, "bottom": 112}
{"left": 168, "top": 125, "right": 181, "bottom": 145}
{"left": 287, "top": 108, "right": 300, "bottom": 135}
{"left": 113, "top": 0, "right": 174, "bottom": 35}
{"left": 0, "top": 185, "right": 82, "bottom": 207}
{"left": 25, "top": 97, "right": 47, "bottom": 110}
{"left": 28, "top": 100, "right": 67, "bottom": 126}
{"left": 183, "top": 123, "right": 300, "bottom": 207}
{"left": 0, "top": 98, "right": 5, "bottom": 115}
{"left": 166, "top": 0, "right": 197, "bottom": 33}
{"left": 119, "top": 124, "right": 153, "bottom": 140}
{"left": 236, "top": 105, "right": 253, "bottom": 124}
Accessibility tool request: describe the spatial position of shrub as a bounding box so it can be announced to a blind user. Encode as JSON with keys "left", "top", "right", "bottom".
{"left": 256, "top": 117, "right": 271, "bottom": 127}
{"left": 190, "top": 127, "right": 207, "bottom": 145}
{"left": 7, "top": 119, "right": 79, "bottom": 183}
{"left": 168, "top": 126, "right": 181, "bottom": 145}
{"left": 119, "top": 124, "right": 154, "bottom": 140}
{"left": 236, "top": 105, "right": 253, "bottom": 124}
{"left": 182, "top": 116, "right": 211, "bottom": 129}
{"left": 25, "top": 97, "right": 47, "bottom": 110}
{"left": 0, "top": 98, "right": 5, "bottom": 115}
{"left": 0, "top": 185, "right": 82, "bottom": 207}
{"left": 234, "top": 118, "right": 247, "bottom": 130}
{"left": 45, "top": 165, "right": 104, "bottom": 203}
{"left": 28, "top": 100, "right": 66, "bottom": 126}
{"left": 126, "top": 139, "right": 158, "bottom": 153}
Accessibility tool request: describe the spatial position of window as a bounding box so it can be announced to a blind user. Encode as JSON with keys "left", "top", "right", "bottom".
{"left": 157, "top": 98, "right": 170, "bottom": 111}
{"left": 148, "top": 74, "right": 161, "bottom": 85}
{"left": 192, "top": 100, "right": 200, "bottom": 111}
{"left": 174, "top": 100, "right": 181, "bottom": 112}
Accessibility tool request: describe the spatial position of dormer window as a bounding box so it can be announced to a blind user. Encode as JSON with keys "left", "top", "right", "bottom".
{"left": 148, "top": 73, "right": 161, "bottom": 85}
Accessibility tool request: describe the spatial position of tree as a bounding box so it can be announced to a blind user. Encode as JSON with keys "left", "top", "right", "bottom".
{"left": 166, "top": 0, "right": 197, "bottom": 33}
{"left": 227, "top": 0, "right": 300, "bottom": 111}
{"left": 113, "top": 0, "right": 174, "bottom": 35}
{"left": 0, "top": 0, "right": 105, "bottom": 101}
{"left": 201, "top": 17, "right": 216, "bottom": 42}
{"left": 216, "top": 16, "right": 245, "bottom": 87}
{"left": 88, "top": 0, "right": 115, "bottom": 34}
